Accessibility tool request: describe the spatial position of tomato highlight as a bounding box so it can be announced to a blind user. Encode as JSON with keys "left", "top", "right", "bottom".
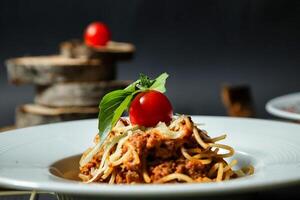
{"left": 129, "top": 90, "right": 173, "bottom": 127}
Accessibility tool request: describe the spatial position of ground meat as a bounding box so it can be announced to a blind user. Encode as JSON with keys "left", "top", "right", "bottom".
{"left": 185, "top": 160, "right": 204, "bottom": 179}
{"left": 148, "top": 158, "right": 205, "bottom": 182}
{"left": 115, "top": 169, "right": 142, "bottom": 184}
{"left": 127, "top": 131, "right": 148, "bottom": 155}
{"left": 126, "top": 170, "right": 141, "bottom": 183}
{"left": 154, "top": 140, "right": 177, "bottom": 159}
{"left": 175, "top": 159, "right": 186, "bottom": 174}
{"left": 80, "top": 163, "right": 94, "bottom": 175}
{"left": 149, "top": 161, "right": 176, "bottom": 181}
{"left": 115, "top": 170, "right": 126, "bottom": 184}
{"left": 146, "top": 131, "right": 162, "bottom": 149}
{"left": 79, "top": 150, "right": 103, "bottom": 176}
{"left": 184, "top": 137, "right": 200, "bottom": 149}
{"left": 125, "top": 131, "right": 183, "bottom": 171}
{"left": 123, "top": 153, "right": 141, "bottom": 171}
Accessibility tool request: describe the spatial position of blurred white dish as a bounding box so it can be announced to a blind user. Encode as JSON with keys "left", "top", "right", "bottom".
{"left": 266, "top": 92, "right": 300, "bottom": 121}
{"left": 0, "top": 116, "right": 300, "bottom": 199}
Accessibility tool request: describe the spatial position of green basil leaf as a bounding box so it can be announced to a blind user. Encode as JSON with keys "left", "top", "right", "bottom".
{"left": 111, "top": 94, "right": 134, "bottom": 127}
{"left": 150, "top": 72, "right": 169, "bottom": 93}
{"left": 139, "top": 73, "right": 155, "bottom": 88}
{"left": 124, "top": 80, "right": 139, "bottom": 92}
{"left": 98, "top": 90, "right": 132, "bottom": 142}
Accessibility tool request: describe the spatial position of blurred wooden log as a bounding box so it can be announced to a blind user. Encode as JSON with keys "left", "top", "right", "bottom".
{"left": 0, "top": 125, "right": 16, "bottom": 133}
{"left": 6, "top": 55, "right": 116, "bottom": 85}
{"left": 35, "top": 80, "right": 131, "bottom": 107}
{"left": 221, "top": 85, "right": 255, "bottom": 117}
{"left": 16, "top": 104, "right": 98, "bottom": 128}
{"left": 60, "top": 39, "right": 135, "bottom": 61}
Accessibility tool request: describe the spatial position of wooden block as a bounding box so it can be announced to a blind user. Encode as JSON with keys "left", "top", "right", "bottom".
{"left": 16, "top": 104, "right": 98, "bottom": 128}
{"left": 34, "top": 80, "right": 131, "bottom": 107}
{"left": 60, "top": 39, "right": 135, "bottom": 61}
{"left": 0, "top": 125, "right": 16, "bottom": 133}
{"left": 6, "top": 55, "right": 116, "bottom": 85}
{"left": 221, "top": 85, "right": 255, "bottom": 117}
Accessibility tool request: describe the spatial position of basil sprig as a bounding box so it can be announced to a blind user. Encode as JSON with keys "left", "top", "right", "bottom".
{"left": 98, "top": 72, "right": 169, "bottom": 144}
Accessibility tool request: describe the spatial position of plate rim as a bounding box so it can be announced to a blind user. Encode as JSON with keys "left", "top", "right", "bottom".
{"left": 266, "top": 92, "right": 300, "bottom": 121}
{"left": 0, "top": 175, "right": 300, "bottom": 197}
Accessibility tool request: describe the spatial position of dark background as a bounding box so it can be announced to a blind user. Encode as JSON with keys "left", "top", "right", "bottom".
{"left": 1, "top": 0, "right": 300, "bottom": 127}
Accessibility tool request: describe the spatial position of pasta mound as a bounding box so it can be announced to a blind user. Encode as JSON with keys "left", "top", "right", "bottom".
{"left": 79, "top": 116, "right": 254, "bottom": 184}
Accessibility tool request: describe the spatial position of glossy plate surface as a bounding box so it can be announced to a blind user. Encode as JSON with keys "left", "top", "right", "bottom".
{"left": 0, "top": 116, "right": 300, "bottom": 198}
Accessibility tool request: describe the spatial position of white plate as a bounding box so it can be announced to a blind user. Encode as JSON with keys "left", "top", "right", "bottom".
{"left": 266, "top": 92, "right": 300, "bottom": 121}
{"left": 0, "top": 116, "right": 300, "bottom": 199}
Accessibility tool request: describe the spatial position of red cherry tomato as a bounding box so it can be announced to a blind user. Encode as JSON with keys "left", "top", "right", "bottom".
{"left": 84, "top": 22, "right": 111, "bottom": 47}
{"left": 129, "top": 90, "right": 173, "bottom": 127}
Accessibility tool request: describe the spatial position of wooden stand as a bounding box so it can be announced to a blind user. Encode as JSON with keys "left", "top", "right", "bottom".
{"left": 6, "top": 39, "right": 135, "bottom": 128}
{"left": 6, "top": 55, "right": 116, "bottom": 85}
{"left": 35, "top": 80, "right": 131, "bottom": 107}
{"left": 0, "top": 125, "right": 16, "bottom": 133}
{"left": 60, "top": 40, "right": 135, "bottom": 61}
{"left": 221, "top": 85, "right": 255, "bottom": 117}
{"left": 16, "top": 104, "right": 99, "bottom": 128}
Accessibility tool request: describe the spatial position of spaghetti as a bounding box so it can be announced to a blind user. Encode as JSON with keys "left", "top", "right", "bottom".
{"left": 79, "top": 116, "right": 254, "bottom": 184}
